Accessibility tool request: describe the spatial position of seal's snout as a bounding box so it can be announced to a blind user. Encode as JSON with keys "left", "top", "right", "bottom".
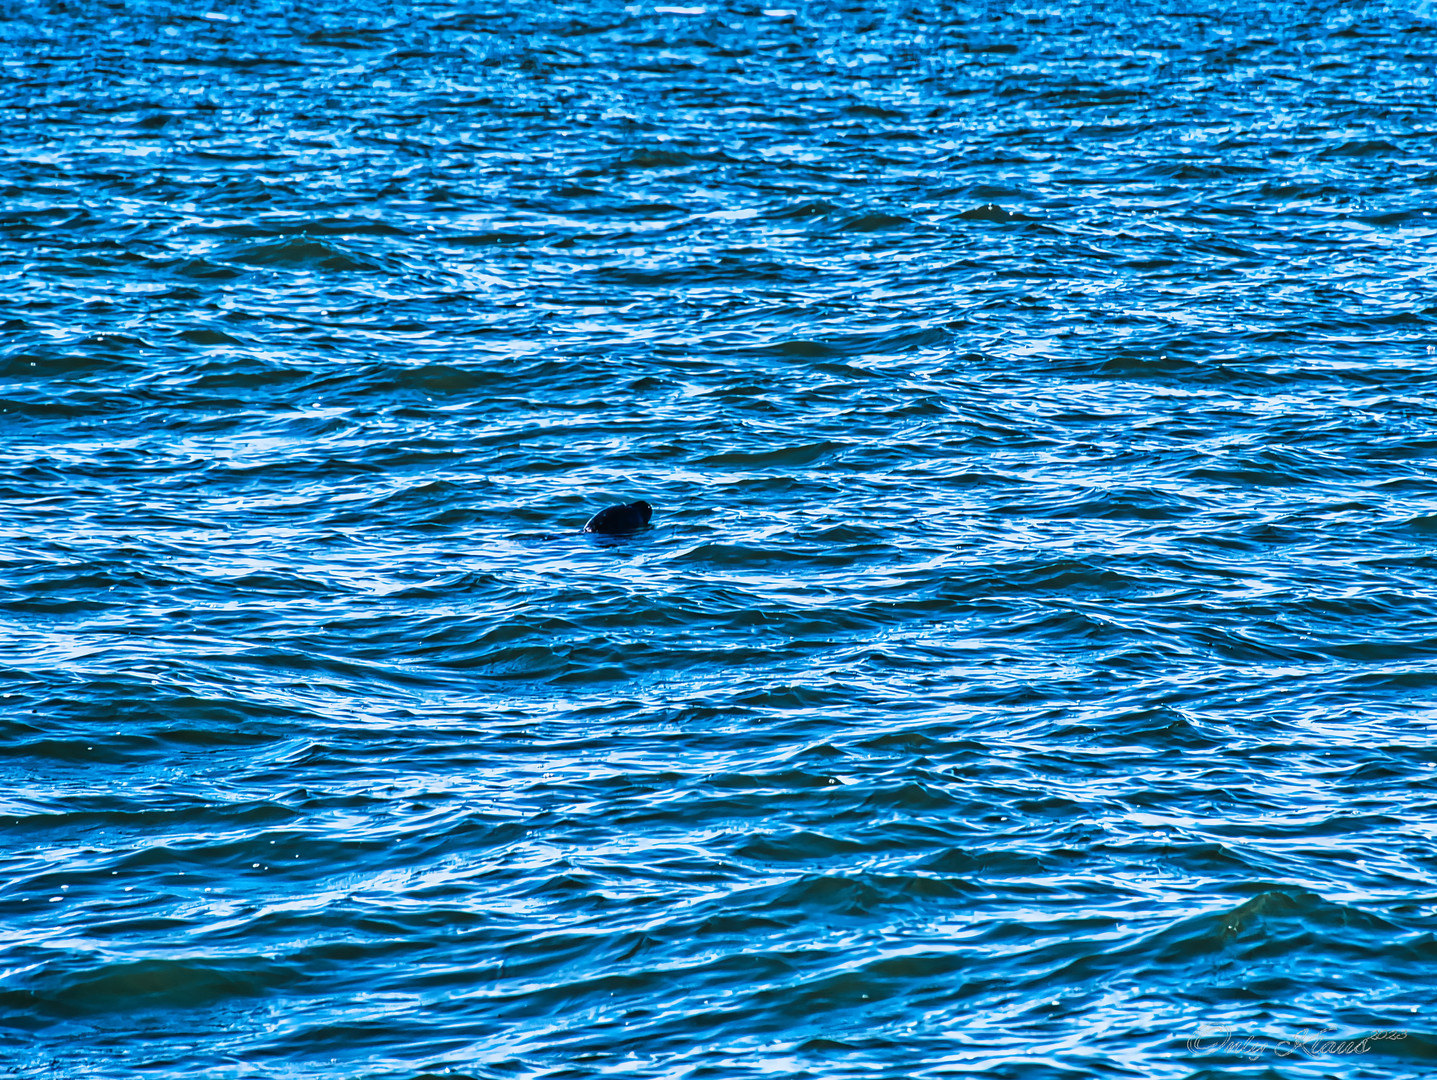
{"left": 583, "top": 500, "right": 654, "bottom": 535}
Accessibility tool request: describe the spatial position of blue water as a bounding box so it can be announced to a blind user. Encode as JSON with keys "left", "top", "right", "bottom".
{"left": 4, "top": 1, "right": 1437, "bottom": 1076}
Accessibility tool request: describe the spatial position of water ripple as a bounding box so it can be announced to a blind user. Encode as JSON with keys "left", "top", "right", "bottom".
{"left": 4, "top": 0, "right": 1437, "bottom": 1077}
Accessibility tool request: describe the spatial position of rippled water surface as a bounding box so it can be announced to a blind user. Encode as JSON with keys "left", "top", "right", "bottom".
{"left": 5, "top": 1, "right": 1437, "bottom": 1076}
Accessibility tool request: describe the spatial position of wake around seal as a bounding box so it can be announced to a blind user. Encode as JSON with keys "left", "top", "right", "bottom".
{"left": 583, "top": 500, "right": 653, "bottom": 535}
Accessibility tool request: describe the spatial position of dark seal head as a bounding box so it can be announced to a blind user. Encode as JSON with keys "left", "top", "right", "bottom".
{"left": 583, "top": 500, "right": 653, "bottom": 535}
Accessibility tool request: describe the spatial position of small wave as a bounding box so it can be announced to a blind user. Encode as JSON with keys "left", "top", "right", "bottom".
{"left": 699, "top": 441, "right": 844, "bottom": 467}
{"left": 837, "top": 211, "right": 910, "bottom": 232}
{"left": 231, "top": 237, "right": 381, "bottom": 271}
{"left": 14, "top": 957, "right": 300, "bottom": 1015}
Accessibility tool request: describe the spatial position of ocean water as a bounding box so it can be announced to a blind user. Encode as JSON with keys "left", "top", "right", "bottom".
{"left": 4, "top": 0, "right": 1437, "bottom": 1076}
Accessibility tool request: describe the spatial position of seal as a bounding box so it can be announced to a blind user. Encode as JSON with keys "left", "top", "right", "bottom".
{"left": 583, "top": 500, "right": 653, "bottom": 535}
